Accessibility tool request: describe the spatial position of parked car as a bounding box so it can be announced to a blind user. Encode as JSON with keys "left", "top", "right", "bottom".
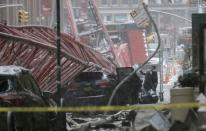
{"left": 0, "top": 65, "right": 57, "bottom": 131}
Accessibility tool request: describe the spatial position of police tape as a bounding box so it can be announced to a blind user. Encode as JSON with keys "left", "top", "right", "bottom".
{"left": 0, "top": 102, "right": 206, "bottom": 112}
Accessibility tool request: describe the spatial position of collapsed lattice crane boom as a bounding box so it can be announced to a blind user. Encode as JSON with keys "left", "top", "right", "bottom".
{"left": 0, "top": 24, "right": 116, "bottom": 93}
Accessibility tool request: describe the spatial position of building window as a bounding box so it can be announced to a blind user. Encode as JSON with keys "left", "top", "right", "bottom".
{"left": 162, "top": 0, "right": 169, "bottom": 4}
{"left": 174, "top": 0, "right": 183, "bottom": 4}
{"left": 112, "top": 0, "right": 118, "bottom": 5}
{"left": 101, "top": 0, "right": 107, "bottom": 5}
{"left": 114, "top": 14, "right": 127, "bottom": 22}
{"left": 71, "top": 0, "right": 80, "bottom": 7}
{"left": 102, "top": 14, "right": 112, "bottom": 22}
{"left": 73, "top": 9, "right": 80, "bottom": 18}
{"left": 121, "top": 0, "right": 129, "bottom": 5}
{"left": 131, "top": 0, "right": 138, "bottom": 4}
{"left": 106, "top": 15, "right": 112, "bottom": 21}
{"left": 149, "top": 0, "right": 161, "bottom": 4}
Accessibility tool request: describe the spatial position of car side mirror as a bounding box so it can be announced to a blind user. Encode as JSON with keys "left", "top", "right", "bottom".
{"left": 42, "top": 91, "right": 53, "bottom": 99}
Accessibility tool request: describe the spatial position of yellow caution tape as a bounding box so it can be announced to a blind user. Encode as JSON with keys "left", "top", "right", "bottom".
{"left": 0, "top": 102, "right": 206, "bottom": 112}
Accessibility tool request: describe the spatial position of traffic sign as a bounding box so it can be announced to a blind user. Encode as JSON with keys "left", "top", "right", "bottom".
{"left": 130, "top": 5, "right": 150, "bottom": 28}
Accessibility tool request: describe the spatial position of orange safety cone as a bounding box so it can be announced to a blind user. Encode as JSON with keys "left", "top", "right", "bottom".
{"left": 168, "top": 73, "right": 172, "bottom": 81}
{"left": 163, "top": 74, "right": 169, "bottom": 84}
{"left": 173, "top": 67, "right": 176, "bottom": 76}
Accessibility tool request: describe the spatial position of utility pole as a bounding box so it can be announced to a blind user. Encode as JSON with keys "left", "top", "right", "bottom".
{"left": 159, "top": 45, "right": 164, "bottom": 101}
{"left": 149, "top": 9, "right": 193, "bottom": 102}
{"left": 56, "top": 0, "right": 61, "bottom": 96}
{"left": 56, "top": 0, "right": 66, "bottom": 131}
{"left": 6, "top": 0, "right": 9, "bottom": 25}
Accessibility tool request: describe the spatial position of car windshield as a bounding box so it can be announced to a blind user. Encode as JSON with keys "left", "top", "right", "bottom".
{"left": 0, "top": 78, "right": 11, "bottom": 93}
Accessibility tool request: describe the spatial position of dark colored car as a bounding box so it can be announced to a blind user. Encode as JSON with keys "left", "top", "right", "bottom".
{"left": 0, "top": 65, "right": 57, "bottom": 131}
{"left": 64, "top": 72, "right": 115, "bottom": 106}
{"left": 64, "top": 67, "right": 142, "bottom": 106}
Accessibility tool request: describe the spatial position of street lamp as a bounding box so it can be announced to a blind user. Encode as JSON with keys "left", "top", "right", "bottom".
{"left": 149, "top": 9, "right": 192, "bottom": 22}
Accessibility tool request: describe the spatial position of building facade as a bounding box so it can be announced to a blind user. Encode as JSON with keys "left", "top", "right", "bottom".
{"left": 0, "top": 0, "right": 44, "bottom": 26}
{"left": 0, "top": 0, "right": 200, "bottom": 28}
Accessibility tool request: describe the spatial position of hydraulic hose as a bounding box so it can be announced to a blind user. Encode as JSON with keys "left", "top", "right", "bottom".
{"left": 107, "top": 2, "right": 161, "bottom": 106}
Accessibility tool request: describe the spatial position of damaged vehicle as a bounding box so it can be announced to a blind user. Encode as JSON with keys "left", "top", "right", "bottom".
{"left": 64, "top": 67, "right": 143, "bottom": 106}
{"left": 0, "top": 65, "right": 57, "bottom": 131}
{"left": 64, "top": 71, "right": 116, "bottom": 106}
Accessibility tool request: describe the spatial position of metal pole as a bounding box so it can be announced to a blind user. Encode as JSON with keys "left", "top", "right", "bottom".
{"left": 159, "top": 46, "right": 164, "bottom": 101}
{"left": 204, "top": 29, "right": 206, "bottom": 94}
{"left": 157, "top": 12, "right": 163, "bottom": 102}
{"left": 50, "top": 0, "right": 56, "bottom": 27}
{"left": 150, "top": 9, "right": 192, "bottom": 22}
{"left": 55, "top": 1, "right": 66, "bottom": 131}
{"left": 0, "top": 4, "right": 23, "bottom": 8}
{"left": 56, "top": 0, "right": 61, "bottom": 99}
{"left": 6, "top": 0, "right": 9, "bottom": 25}
{"left": 107, "top": 3, "right": 162, "bottom": 106}
{"left": 148, "top": 9, "right": 193, "bottom": 102}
